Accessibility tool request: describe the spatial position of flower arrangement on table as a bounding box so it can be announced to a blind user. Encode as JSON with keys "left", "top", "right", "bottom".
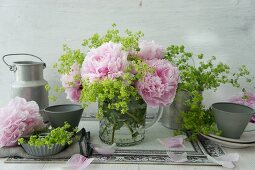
{"left": 52, "top": 24, "right": 179, "bottom": 146}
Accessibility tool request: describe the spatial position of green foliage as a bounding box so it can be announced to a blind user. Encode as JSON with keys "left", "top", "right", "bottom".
{"left": 53, "top": 46, "right": 85, "bottom": 75}
{"left": 164, "top": 45, "right": 254, "bottom": 139}
{"left": 82, "top": 23, "right": 144, "bottom": 51}
{"left": 51, "top": 24, "right": 145, "bottom": 103}
{"left": 99, "top": 97, "right": 147, "bottom": 144}
{"left": 70, "top": 24, "right": 149, "bottom": 119}
{"left": 55, "top": 24, "right": 143, "bottom": 76}
{"left": 18, "top": 122, "right": 78, "bottom": 147}
{"left": 80, "top": 56, "right": 152, "bottom": 118}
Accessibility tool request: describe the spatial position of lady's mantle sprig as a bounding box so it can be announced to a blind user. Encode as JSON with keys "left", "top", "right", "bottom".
{"left": 164, "top": 45, "right": 254, "bottom": 139}
{"left": 18, "top": 122, "right": 78, "bottom": 147}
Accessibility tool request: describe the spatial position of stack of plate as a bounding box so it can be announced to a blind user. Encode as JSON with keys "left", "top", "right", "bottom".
{"left": 201, "top": 123, "right": 255, "bottom": 148}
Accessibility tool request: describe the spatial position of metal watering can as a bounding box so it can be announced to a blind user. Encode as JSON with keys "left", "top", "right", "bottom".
{"left": 3, "top": 53, "right": 49, "bottom": 120}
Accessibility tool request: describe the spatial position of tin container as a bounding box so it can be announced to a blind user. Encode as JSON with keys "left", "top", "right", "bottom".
{"left": 160, "top": 90, "right": 190, "bottom": 129}
{"left": 3, "top": 53, "right": 49, "bottom": 121}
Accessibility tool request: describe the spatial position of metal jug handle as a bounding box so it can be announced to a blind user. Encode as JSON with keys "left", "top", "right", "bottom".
{"left": 2, "top": 53, "right": 46, "bottom": 71}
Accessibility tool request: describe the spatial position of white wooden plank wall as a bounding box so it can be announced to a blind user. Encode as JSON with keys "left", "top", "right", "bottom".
{"left": 0, "top": 0, "right": 254, "bottom": 112}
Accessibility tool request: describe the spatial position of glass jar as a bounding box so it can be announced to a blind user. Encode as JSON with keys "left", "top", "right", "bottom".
{"left": 99, "top": 99, "right": 147, "bottom": 146}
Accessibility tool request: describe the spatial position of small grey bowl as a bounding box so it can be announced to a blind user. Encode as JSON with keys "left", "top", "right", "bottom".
{"left": 21, "top": 143, "right": 66, "bottom": 157}
{"left": 44, "top": 104, "right": 83, "bottom": 130}
{"left": 212, "top": 102, "right": 254, "bottom": 139}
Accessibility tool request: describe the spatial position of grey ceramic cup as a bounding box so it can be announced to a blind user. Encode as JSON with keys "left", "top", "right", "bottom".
{"left": 212, "top": 102, "right": 254, "bottom": 139}
{"left": 44, "top": 104, "right": 83, "bottom": 130}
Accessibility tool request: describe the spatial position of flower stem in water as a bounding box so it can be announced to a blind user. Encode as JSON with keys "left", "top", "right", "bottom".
{"left": 124, "top": 122, "right": 134, "bottom": 135}
{"left": 126, "top": 112, "right": 140, "bottom": 124}
{"left": 111, "top": 124, "right": 116, "bottom": 144}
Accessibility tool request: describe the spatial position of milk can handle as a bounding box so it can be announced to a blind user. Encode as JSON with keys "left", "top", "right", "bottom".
{"left": 2, "top": 53, "right": 46, "bottom": 71}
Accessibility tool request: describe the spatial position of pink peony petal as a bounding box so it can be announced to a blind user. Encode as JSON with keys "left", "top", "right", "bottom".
{"left": 64, "top": 87, "right": 82, "bottom": 103}
{"left": 206, "top": 153, "right": 239, "bottom": 169}
{"left": 166, "top": 152, "right": 188, "bottom": 163}
{"left": 93, "top": 143, "right": 116, "bottom": 155}
{"left": 136, "top": 59, "right": 179, "bottom": 107}
{"left": 81, "top": 42, "right": 128, "bottom": 82}
{"left": 229, "top": 93, "right": 255, "bottom": 109}
{"left": 138, "top": 40, "right": 165, "bottom": 60}
{"left": 158, "top": 135, "right": 186, "bottom": 148}
{"left": 0, "top": 97, "right": 46, "bottom": 147}
{"left": 61, "top": 62, "right": 82, "bottom": 102}
{"left": 66, "top": 154, "right": 94, "bottom": 170}
{"left": 217, "top": 153, "right": 239, "bottom": 162}
{"left": 229, "top": 93, "right": 255, "bottom": 123}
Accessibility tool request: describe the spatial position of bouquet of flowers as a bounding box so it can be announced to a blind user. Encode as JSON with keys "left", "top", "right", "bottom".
{"left": 54, "top": 24, "right": 179, "bottom": 145}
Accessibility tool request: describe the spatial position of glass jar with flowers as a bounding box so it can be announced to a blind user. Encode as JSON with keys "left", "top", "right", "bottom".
{"left": 52, "top": 24, "right": 179, "bottom": 146}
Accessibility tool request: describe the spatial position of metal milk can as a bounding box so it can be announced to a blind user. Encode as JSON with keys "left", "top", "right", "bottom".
{"left": 3, "top": 53, "right": 49, "bottom": 115}
{"left": 160, "top": 90, "right": 190, "bottom": 129}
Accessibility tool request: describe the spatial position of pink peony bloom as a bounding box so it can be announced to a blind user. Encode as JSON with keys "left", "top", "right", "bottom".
{"left": 136, "top": 59, "right": 179, "bottom": 107}
{"left": 138, "top": 40, "right": 165, "bottom": 60}
{"left": 81, "top": 42, "right": 128, "bottom": 82}
{"left": 64, "top": 87, "right": 82, "bottom": 103}
{"left": 0, "top": 97, "right": 46, "bottom": 147}
{"left": 61, "top": 62, "right": 82, "bottom": 102}
{"left": 229, "top": 93, "right": 255, "bottom": 123}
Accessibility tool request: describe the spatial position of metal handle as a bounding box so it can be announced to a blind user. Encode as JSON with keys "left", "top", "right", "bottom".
{"left": 2, "top": 53, "right": 46, "bottom": 71}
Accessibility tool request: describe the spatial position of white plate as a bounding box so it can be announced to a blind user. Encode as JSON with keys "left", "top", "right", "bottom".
{"left": 200, "top": 134, "right": 255, "bottom": 149}
{"left": 244, "top": 122, "right": 255, "bottom": 132}
{"left": 208, "top": 123, "right": 255, "bottom": 143}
